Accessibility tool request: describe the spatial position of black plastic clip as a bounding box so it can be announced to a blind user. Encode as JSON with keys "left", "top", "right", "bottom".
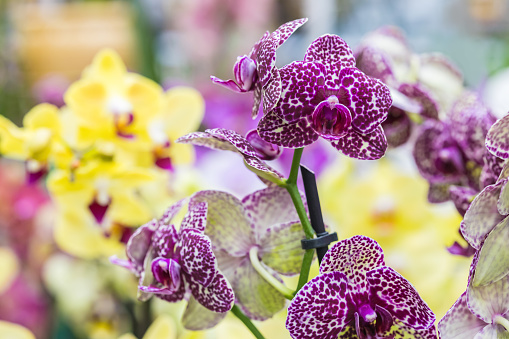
{"left": 299, "top": 165, "right": 338, "bottom": 263}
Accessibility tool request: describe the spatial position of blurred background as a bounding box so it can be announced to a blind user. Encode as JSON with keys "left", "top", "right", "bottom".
{"left": 1, "top": 0, "right": 508, "bottom": 338}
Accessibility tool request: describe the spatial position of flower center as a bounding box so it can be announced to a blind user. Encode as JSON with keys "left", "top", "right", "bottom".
{"left": 234, "top": 55, "right": 258, "bottom": 91}
{"left": 151, "top": 257, "right": 182, "bottom": 292}
{"left": 354, "top": 304, "right": 393, "bottom": 338}
{"left": 245, "top": 129, "right": 282, "bottom": 160}
{"left": 311, "top": 95, "right": 352, "bottom": 139}
{"left": 435, "top": 146, "right": 464, "bottom": 175}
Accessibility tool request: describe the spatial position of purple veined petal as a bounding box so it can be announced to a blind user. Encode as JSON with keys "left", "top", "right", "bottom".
{"left": 245, "top": 129, "right": 282, "bottom": 161}
{"left": 248, "top": 31, "right": 270, "bottom": 59}
{"left": 125, "top": 219, "right": 157, "bottom": 275}
{"left": 398, "top": 82, "right": 439, "bottom": 119}
{"left": 258, "top": 221, "right": 306, "bottom": 275}
{"left": 277, "top": 61, "right": 326, "bottom": 123}
{"left": 468, "top": 273, "right": 509, "bottom": 323}
{"left": 205, "top": 128, "right": 259, "bottom": 158}
{"left": 498, "top": 179, "right": 509, "bottom": 215}
{"left": 231, "top": 257, "right": 287, "bottom": 321}
{"left": 304, "top": 34, "right": 356, "bottom": 88}
{"left": 389, "top": 87, "right": 423, "bottom": 113}
{"left": 191, "top": 190, "right": 254, "bottom": 256}
{"left": 481, "top": 152, "right": 505, "bottom": 189}
{"left": 243, "top": 185, "right": 304, "bottom": 238}
{"left": 475, "top": 325, "right": 508, "bottom": 338}
{"left": 178, "top": 229, "right": 218, "bottom": 288}
{"left": 286, "top": 271, "right": 352, "bottom": 339}
{"left": 413, "top": 121, "right": 444, "bottom": 180}
{"left": 210, "top": 76, "right": 243, "bottom": 93}
{"left": 159, "top": 198, "right": 187, "bottom": 226}
{"left": 339, "top": 67, "right": 391, "bottom": 135}
{"left": 461, "top": 182, "right": 505, "bottom": 249}
{"left": 252, "top": 81, "right": 263, "bottom": 118}
{"left": 427, "top": 183, "right": 452, "bottom": 204}
{"left": 328, "top": 125, "right": 388, "bottom": 160}
{"left": 355, "top": 46, "right": 396, "bottom": 85}
{"left": 367, "top": 266, "right": 435, "bottom": 330}
{"left": 486, "top": 113, "right": 509, "bottom": 159}
{"left": 449, "top": 185, "right": 477, "bottom": 217}
{"left": 188, "top": 270, "right": 234, "bottom": 313}
{"left": 213, "top": 249, "right": 244, "bottom": 282}
{"left": 271, "top": 18, "right": 308, "bottom": 49}
{"left": 153, "top": 276, "right": 188, "bottom": 303}
{"left": 449, "top": 91, "right": 494, "bottom": 165}
{"left": 257, "top": 108, "right": 319, "bottom": 148}
{"left": 150, "top": 257, "right": 182, "bottom": 291}
{"left": 243, "top": 155, "right": 285, "bottom": 184}
{"left": 320, "top": 235, "right": 384, "bottom": 305}
{"left": 176, "top": 131, "right": 240, "bottom": 153}
{"left": 180, "top": 201, "right": 208, "bottom": 233}
{"left": 438, "top": 292, "right": 486, "bottom": 339}
{"left": 152, "top": 224, "right": 178, "bottom": 258}
{"left": 262, "top": 67, "right": 282, "bottom": 115}
{"left": 110, "top": 256, "right": 134, "bottom": 272}
{"left": 382, "top": 107, "right": 412, "bottom": 148}
{"left": 181, "top": 295, "right": 228, "bottom": 331}
{"left": 447, "top": 241, "right": 476, "bottom": 257}
{"left": 471, "top": 217, "right": 509, "bottom": 287}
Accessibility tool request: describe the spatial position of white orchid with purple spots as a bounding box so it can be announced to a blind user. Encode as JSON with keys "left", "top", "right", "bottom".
{"left": 286, "top": 236, "right": 436, "bottom": 339}
{"left": 111, "top": 199, "right": 234, "bottom": 330}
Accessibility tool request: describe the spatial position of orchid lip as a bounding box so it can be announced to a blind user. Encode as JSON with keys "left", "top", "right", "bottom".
{"left": 245, "top": 129, "right": 282, "bottom": 160}
{"left": 435, "top": 146, "right": 464, "bottom": 174}
{"left": 358, "top": 304, "right": 377, "bottom": 323}
{"left": 311, "top": 95, "right": 352, "bottom": 139}
{"left": 234, "top": 55, "right": 258, "bottom": 91}
{"left": 152, "top": 257, "right": 182, "bottom": 291}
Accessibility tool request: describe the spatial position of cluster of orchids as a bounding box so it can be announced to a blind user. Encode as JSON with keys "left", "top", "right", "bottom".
{"left": 0, "top": 50, "right": 205, "bottom": 258}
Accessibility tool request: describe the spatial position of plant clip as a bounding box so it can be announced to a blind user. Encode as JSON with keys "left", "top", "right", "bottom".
{"left": 299, "top": 165, "right": 338, "bottom": 262}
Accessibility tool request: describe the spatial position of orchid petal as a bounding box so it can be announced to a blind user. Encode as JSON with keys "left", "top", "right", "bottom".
{"left": 162, "top": 86, "right": 205, "bottom": 139}
{"left": 252, "top": 81, "right": 263, "bottom": 118}
{"left": 159, "top": 198, "right": 187, "bottom": 226}
{"left": 367, "top": 266, "right": 435, "bottom": 330}
{"left": 498, "top": 179, "right": 509, "bottom": 215}
{"left": 181, "top": 296, "right": 228, "bottom": 331}
{"left": 398, "top": 82, "right": 439, "bottom": 119}
{"left": 262, "top": 67, "right": 282, "bottom": 115}
{"left": 386, "top": 319, "right": 438, "bottom": 339}
{"left": 355, "top": 46, "right": 396, "bottom": 85}
{"left": 320, "top": 235, "right": 384, "bottom": 304}
{"left": 189, "top": 269, "right": 234, "bottom": 313}
{"left": 205, "top": 128, "right": 259, "bottom": 158}
{"left": 191, "top": 190, "right": 254, "bottom": 256}
{"left": 328, "top": 125, "right": 387, "bottom": 160}
{"left": 258, "top": 221, "right": 306, "bottom": 275}
{"left": 286, "top": 272, "right": 351, "bottom": 339}
{"left": 461, "top": 183, "right": 505, "bottom": 249}
{"left": 180, "top": 201, "right": 208, "bottom": 233}
{"left": 474, "top": 325, "right": 509, "bottom": 339}
{"left": 449, "top": 185, "right": 477, "bottom": 217}
{"left": 152, "top": 224, "right": 178, "bottom": 258}
{"left": 438, "top": 292, "right": 486, "bottom": 339}
{"left": 427, "top": 183, "right": 452, "bottom": 203}
{"left": 468, "top": 273, "right": 509, "bottom": 323}
{"left": 210, "top": 76, "right": 243, "bottom": 93}
{"left": 339, "top": 67, "right": 391, "bottom": 135}
{"left": 271, "top": 18, "right": 308, "bottom": 49}
{"left": 178, "top": 229, "right": 217, "bottom": 288}
{"left": 382, "top": 107, "right": 412, "bottom": 148}
{"left": 487, "top": 114, "right": 509, "bottom": 159}
{"left": 126, "top": 220, "right": 157, "bottom": 274}
{"left": 176, "top": 131, "right": 239, "bottom": 153}
{"left": 243, "top": 156, "right": 285, "bottom": 184}
{"left": 471, "top": 217, "right": 509, "bottom": 286}
{"left": 257, "top": 108, "right": 319, "bottom": 148}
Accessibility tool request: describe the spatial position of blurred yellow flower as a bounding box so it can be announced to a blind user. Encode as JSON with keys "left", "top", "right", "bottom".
{"left": 118, "top": 315, "right": 177, "bottom": 339}
{"left": 318, "top": 158, "right": 471, "bottom": 319}
{"left": 0, "top": 321, "right": 35, "bottom": 339}
{"left": 0, "top": 247, "right": 19, "bottom": 295}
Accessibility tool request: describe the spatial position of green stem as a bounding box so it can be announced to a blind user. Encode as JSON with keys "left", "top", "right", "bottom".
{"left": 295, "top": 249, "right": 315, "bottom": 292}
{"left": 494, "top": 315, "right": 509, "bottom": 332}
{"left": 285, "top": 183, "right": 314, "bottom": 239}
{"left": 249, "top": 247, "right": 294, "bottom": 300}
{"left": 231, "top": 304, "right": 266, "bottom": 339}
{"left": 287, "top": 148, "right": 303, "bottom": 185}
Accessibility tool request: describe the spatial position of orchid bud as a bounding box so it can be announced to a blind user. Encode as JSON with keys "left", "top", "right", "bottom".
{"left": 233, "top": 55, "right": 257, "bottom": 91}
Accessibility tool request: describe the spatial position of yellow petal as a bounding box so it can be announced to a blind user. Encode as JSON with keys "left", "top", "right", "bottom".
{"left": 64, "top": 80, "right": 107, "bottom": 122}
{"left": 23, "top": 103, "right": 60, "bottom": 132}
{"left": 0, "top": 247, "right": 19, "bottom": 294}
{"left": 109, "top": 191, "right": 153, "bottom": 226}
{"left": 0, "top": 321, "right": 36, "bottom": 339}
{"left": 118, "top": 334, "right": 137, "bottom": 339}
{"left": 85, "top": 48, "right": 127, "bottom": 81}
{"left": 0, "top": 115, "right": 27, "bottom": 159}
{"left": 168, "top": 142, "right": 194, "bottom": 165}
{"left": 162, "top": 86, "right": 204, "bottom": 140}
{"left": 125, "top": 74, "right": 163, "bottom": 124}
{"left": 143, "top": 315, "right": 176, "bottom": 339}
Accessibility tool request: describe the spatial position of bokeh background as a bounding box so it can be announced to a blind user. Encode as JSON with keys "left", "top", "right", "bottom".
{"left": 1, "top": 0, "right": 509, "bottom": 338}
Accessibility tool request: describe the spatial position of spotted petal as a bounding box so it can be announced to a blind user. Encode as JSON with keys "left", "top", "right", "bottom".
{"left": 180, "top": 201, "right": 208, "bottom": 233}
{"left": 487, "top": 114, "right": 509, "bottom": 159}
{"left": 449, "top": 185, "right": 477, "bottom": 217}
{"left": 152, "top": 224, "right": 178, "bottom": 258}
{"left": 320, "top": 235, "right": 384, "bottom": 305}
{"left": 243, "top": 156, "right": 285, "bottom": 184}
{"left": 126, "top": 220, "right": 157, "bottom": 274}
{"left": 398, "top": 83, "right": 438, "bottom": 119}
{"left": 438, "top": 292, "right": 486, "bottom": 339}
{"left": 286, "top": 272, "right": 351, "bottom": 339}
{"left": 262, "top": 67, "right": 282, "bottom": 115}
{"left": 468, "top": 273, "right": 509, "bottom": 323}
{"left": 205, "top": 128, "right": 259, "bottom": 158}
{"left": 176, "top": 131, "right": 239, "bottom": 153}
{"left": 461, "top": 183, "right": 505, "bottom": 249}
{"left": 257, "top": 108, "right": 319, "bottom": 148}
{"left": 355, "top": 46, "right": 396, "bottom": 85}
{"left": 304, "top": 34, "right": 356, "bottom": 88}
{"left": 181, "top": 295, "right": 228, "bottom": 330}
{"left": 188, "top": 269, "right": 234, "bottom": 313}
{"left": 471, "top": 217, "right": 509, "bottom": 286}
{"left": 232, "top": 258, "right": 287, "bottom": 320}
{"left": 339, "top": 67, "right": 391, "bottom": 134}
{"left": 178, "top": 229, "right": 217, "bottom": 288}
{"left": 367, "top": 266, "right": 435, "bottom": 330}
{"left": 386, "top": 319, "right": 438, "bottom": 339}
{"left": 329, "top": 125, "right": 387, "bottom": 160}
{"left": 191, "top": 190, "right": 254, "bottom": 256}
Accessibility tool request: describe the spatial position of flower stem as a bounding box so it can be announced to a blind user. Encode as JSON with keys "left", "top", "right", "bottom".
{"left": 287, "top": 148, "right": 303, "bottom": 185}
{"left": 249, "top": 247, "right": 294, "bottom": 300}
{"left": 231, "top": 304, "right": 266, "bottom": 339}
{"left": 296, "top": 249, "right": 315, "bottom": 291}
{"left": 494, "top": 315, "right": 509, "bottom": 332}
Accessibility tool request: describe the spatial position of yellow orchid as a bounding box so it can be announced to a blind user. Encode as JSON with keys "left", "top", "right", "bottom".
{"left": 0, "top": 103, "right": 61, "bottom": 182}
{"left": 118, "top": 315, "right": 177, "bottom": 339}
{"left": 0, "top": 321, "right": 35, "bottom": 339}
{"left": 318, "top": 158, "right": 471, "bottom": 319}
{"left": 0, "top": 247, "right": 19, "bottom": 295}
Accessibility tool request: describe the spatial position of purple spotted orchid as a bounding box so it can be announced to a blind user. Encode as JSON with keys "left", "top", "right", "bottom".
{"left": 211, "top": 18, "right": 307, "bottom": 118}
{"left": 177, "top": 128, "right": 284, "bottom": 184}
{"left": 286, "top": 235, "right": 436, "bottom": 339}
{"left": 190, "top": 186, "right": 307, "bottom": 320}
{"left": 257, "top": 34, "right": 392, "bottom": 160}
{"left": 111, "top": 199, "right": 234, "bottom": 330}
{"left": 413, "top": 91, "right": 496, "bottom": 204}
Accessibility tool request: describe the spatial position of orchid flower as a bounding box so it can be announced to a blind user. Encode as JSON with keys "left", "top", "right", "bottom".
{"left": 113, "top": 199, "right": 234, "bottom": 330}
{"left": 177, "top": 128, "right": 284, "bottom": 184}
{"left": 211, "top": 18, "right": 308, "bottom": 118}
{"left": 257, "top": 34, "right": 392, "bottom": 160}
{"left": 189, "top": 186, "right": 307, "bottom": 320}
{"left": 286, "top": 235, "right": 436, "bottom": 339}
